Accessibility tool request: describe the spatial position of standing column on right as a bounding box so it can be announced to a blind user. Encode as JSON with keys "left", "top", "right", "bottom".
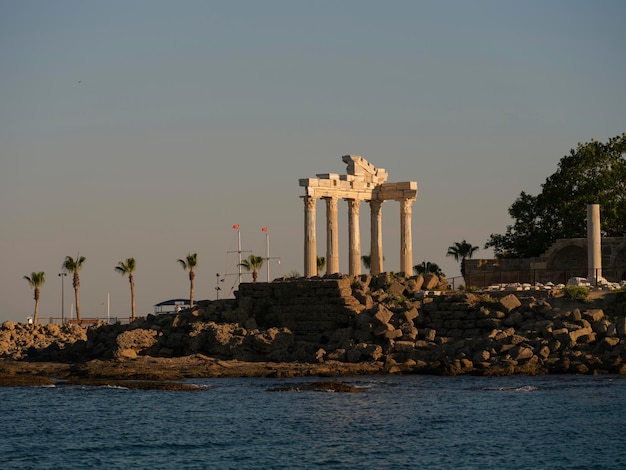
{"left": 369, "top": 199, "right": 383, "bottom": 275}
{"left": 400, "top": 198, "right": 415, "bottom": 276}
{"left": 587, "top": 203, "right": 602, "bottom": 282}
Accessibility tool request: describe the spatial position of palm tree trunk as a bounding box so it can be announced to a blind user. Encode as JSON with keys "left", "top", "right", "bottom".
{"left": 74, "top": 287, "right": 81, "bottom": 321}
{"left": 73, "top": 273, "right": 82, "bottom": 321}
{"left": 189, "top": 271, "right": 195, "bottom": 308}
{"left": 129, "top": 275, "right": 136, "bottom": 320}
{"left": 33, "top": 288, "right": 39, "bottom": 324}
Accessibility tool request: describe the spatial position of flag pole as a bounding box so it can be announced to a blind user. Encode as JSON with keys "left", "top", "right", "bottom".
{"left": 264, "top": 228, "right": 270, "bottom": 282}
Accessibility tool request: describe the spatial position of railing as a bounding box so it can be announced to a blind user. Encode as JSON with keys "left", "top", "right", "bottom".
{"left": 455, "top": 267, "right": 626, "bottom": 289}
{"left": 47, "top": 317, "right": 132, "bottom": 325}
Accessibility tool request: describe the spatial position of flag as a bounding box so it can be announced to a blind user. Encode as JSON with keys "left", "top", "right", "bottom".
{"left": 261, "top": 227, "right": 268, "bottom": 232}
{"left": 232, "top": 224, "right": 239, "bottom": 230}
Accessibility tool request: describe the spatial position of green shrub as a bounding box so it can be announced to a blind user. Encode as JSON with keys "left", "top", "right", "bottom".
{"left": 459, "top": 285, "right": 479, "bottom": 292}
{"left": 563, "top": 285, "right": 589, "bottom": 302}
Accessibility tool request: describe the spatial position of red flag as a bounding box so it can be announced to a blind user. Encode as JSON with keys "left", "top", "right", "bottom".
{"left": 232, "top": 224, "right": 240, "bottom": 230}
{"left": 261, "top": 227, "right": 268, "bottom": 232}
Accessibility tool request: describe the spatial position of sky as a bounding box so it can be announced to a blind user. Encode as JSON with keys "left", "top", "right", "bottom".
{"left": 1, "top": 0, "right": 625, "bottom": 323}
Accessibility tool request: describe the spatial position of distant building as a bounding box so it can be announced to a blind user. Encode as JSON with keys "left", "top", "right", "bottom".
{"left": 153, "top": 299, "right": 191, "bottom": 315}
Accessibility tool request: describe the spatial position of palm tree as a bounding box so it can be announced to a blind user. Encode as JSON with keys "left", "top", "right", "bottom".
{"left": 361, "top": 254, "right": 384, "bottom": 273}
{"left": 62, "top": 255, "right": 86, "bottom": 321}
{"left": 239, "top": 254, "right": 265, "bottom": 282}
{"left": 23, "top": 272, "right": 45, "bottom": 324}
{"left": 316, "top": 256, "right": 326, "bottom": 276}
{"left": 177, "top": 253, "right": 198, "bottom": 308}
{"left": 115, "top": 257, "right": 137, "bottom": 320}
{"left": 446, "top": 240, "right": 479, "bottom": 276}
{"left": 361, "top": 254, "right": 371, "bottom": 271}
{"left": 413, "top": 261, "right": 445, "bottom": 277}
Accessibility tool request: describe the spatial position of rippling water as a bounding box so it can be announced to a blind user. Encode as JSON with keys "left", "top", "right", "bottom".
{"left": 2, "top": 374, "right": 625, "bottom": 469}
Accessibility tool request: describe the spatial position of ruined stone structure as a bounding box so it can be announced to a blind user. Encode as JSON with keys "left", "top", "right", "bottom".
{"left": 299, "top": 155, "right": 418, "bottom": 277}
{"left": 7, "top": 275, "right": 626, "bottom": 376}
{"left": 465, "top": 204, "right": 626, "bottom": 287}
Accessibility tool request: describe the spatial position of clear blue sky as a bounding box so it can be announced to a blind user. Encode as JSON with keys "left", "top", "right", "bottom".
{"left": 2, "top": 0, "right": 625, "bottom": 323}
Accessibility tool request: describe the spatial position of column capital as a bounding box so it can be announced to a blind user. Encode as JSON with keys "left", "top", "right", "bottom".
{"left": 302, "top": 195, "right": 317, "bottom": 211}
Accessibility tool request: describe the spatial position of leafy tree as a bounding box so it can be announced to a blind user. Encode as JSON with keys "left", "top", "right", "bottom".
{"left": 486, "top": 134, "right": 626, "bottom": 258}
{"left": 23, "top": 272, "right": 45, "bottom": 324}
{"left": 115, "top": 257, "right": 137, "bottom": 320}
{"left": 239, "top": 255, "right": 265, "bottom": 282}
{"left": 316, "top": 256, "right": 326, "bottom": 276}
{"left": 177, "top": 253, "right": 198, "bottom": 307}
{"left": 62, "top": 255, "right": 86, "bottom": 321}
{"left": 446, "top": 240, "right": 479, "bottom": 276}
{"left": 413, "top": 261, "right": 445, "bottom": 277}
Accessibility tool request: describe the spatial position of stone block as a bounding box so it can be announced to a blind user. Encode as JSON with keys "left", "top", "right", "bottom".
{"left": 423, "top": 274, "right": 439, "bottom": 290}
{"left": 373, "top": 305, "right": 394, "bottom": 325}
{"left": 499, "top": 294, "right": 521, "bottom": 312}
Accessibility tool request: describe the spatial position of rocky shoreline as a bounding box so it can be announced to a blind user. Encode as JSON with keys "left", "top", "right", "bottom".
{"left": 2, "top": 274, "right": 626, "bottom": 388}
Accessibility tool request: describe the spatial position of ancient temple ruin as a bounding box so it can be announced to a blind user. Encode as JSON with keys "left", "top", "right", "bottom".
{"left": 299, "top": 155, "right": 418, "bottom": 277}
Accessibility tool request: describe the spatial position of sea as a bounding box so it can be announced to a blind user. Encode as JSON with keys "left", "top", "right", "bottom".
{"left": 1, "top": 374, "right": 625, "bottom": 470}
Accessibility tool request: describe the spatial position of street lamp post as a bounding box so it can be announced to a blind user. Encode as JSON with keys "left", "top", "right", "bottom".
{"left": 58, "top": 272, "right": 67, "bottom": 324}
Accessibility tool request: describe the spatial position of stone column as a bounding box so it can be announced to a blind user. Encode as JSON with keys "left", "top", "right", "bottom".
{"left": 369, "top": 199, "right": 383, "bottom": 274}
{"left": 325, "top": 197, "right": 339, "bottom": 274}
{"left": 400, "top": 198, "right": 415, "bottom": 276}
{"left": 303, "top": 196, "right": 317, "bottom": 278}
{"left": 347, "top": 198, "right": 361, "bottom": 276}
{"left": 587, "top": 203, "right": 602, "bottom": 281}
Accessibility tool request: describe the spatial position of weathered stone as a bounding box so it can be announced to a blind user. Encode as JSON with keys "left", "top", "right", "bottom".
{"left": 422, "top": 274, "right": 439, "bottom": 290}
{"left": 383, "top": 329, "right": 403, "bottom": 340}
{"left": 509, "top": 346, "right": 534, "bottom": 361}
{"left": 394, "top": 341, "right": 416, "bottom": 353}
{"left": 499, "top": 294, "right": 521, "bottom": 312}
{"left": 387, "top": 280, "right": 406, "bottom": 298}
{"left": 412, "top": 275, "right": 425, "bottom": 291}
{"left": 423, "top": 328, "right": 437, "bottom": 341}
{"left": 402, "top": 307, "right": 419, "bottom": 322}
{"left": 569, "top": 327, "right": 593, "bottom": 344}
{"left": 583, "top": 309, "right": 604, "bottom": 323}
{"left": 473, "top": 350, "right": 490, "bottom": 363}
{"left": 399, "top": 323, "right": 418, "bottom": 341}
{"left": 373, "top": 323, "right": 394, "bottom": 336}
{"left": 372, "top": 305, "right": 394, "bottom": 325}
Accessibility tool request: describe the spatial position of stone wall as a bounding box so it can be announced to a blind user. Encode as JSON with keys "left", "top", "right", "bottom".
{"left": 235, "top": 277, "right": 363, "bottom": 340}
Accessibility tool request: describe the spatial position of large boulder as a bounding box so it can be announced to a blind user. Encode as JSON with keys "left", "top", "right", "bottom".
{"left": 113, "top": 329, "right": 158, "bottom": 358}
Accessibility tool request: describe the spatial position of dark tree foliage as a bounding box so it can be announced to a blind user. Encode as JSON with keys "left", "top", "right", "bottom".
{"left": 486, "top": 134, "right": 626, "bottom": 258}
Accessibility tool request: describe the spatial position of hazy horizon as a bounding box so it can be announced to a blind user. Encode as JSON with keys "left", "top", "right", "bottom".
{"left": 2, "top": 1, "right": 625, "bottom": 323}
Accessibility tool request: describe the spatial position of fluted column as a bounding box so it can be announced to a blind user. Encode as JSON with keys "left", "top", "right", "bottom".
{"left": 324, "top": 197, "right": 339, "bottom": 274}
{"left": 587, "top": 203, "right": 602, "bottom": 281}
{"left": 303, "top": 196, "right": 317, "bottom": 277}
{"left": 347, "top": 198, "right": 361, "bottom": 276}
{"left": 400, "top": 198, "right": 415, "bottom": 275}
{"left": 369, "top": 199, "right": 383, "bottom": 274}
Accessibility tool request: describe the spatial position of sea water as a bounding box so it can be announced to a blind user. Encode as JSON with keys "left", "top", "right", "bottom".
{"left": 1, "top": 374, "right": 625, "bottom": 469}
